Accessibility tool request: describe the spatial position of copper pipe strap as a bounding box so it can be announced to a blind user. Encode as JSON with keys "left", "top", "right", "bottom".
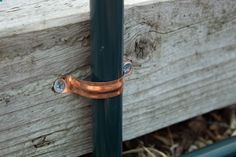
{"left": 61, "top": 75, "right": 123, "bottom": 99}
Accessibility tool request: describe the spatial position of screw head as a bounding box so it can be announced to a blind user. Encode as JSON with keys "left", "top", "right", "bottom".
{"left": 123, "top": 61, "right": 133, "bottom": 76}
{"left": 53, "top": 79, "right": 66, "bottom": 93}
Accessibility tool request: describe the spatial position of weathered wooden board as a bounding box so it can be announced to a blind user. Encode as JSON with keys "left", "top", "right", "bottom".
{"left": 0, "top": 0, "right": 236, "bottom": 156}
{"left": 0, "top": 0, "right": 169, "bottom": 38}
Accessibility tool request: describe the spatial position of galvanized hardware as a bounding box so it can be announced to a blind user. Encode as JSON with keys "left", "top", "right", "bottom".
{"left": 123, "top": 61, "right": 133, "bottom": 76}
{"left": 53, "top": 78, "right": 66, "bottom": 94}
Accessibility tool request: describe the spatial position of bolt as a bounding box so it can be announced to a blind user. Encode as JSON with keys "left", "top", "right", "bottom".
{"left": 123, "top": 61, "right": 133, "bottom": 76}
{"left": 53, "top": 79, "right": 66, "bottom": 93}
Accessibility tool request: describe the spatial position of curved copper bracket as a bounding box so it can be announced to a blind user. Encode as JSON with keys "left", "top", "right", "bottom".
{"left": 53, "top": 75, "right": 124, "bottom": 99}
{"left": 53, "top": 61, "right": 132, "bottom": 99}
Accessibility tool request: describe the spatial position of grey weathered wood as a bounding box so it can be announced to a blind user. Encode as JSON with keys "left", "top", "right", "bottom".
{"left": 0, "top": 0, "right": 167, "bottom": 38}
{"left": 0, "top": 0, "right": 236, "bottom": 156}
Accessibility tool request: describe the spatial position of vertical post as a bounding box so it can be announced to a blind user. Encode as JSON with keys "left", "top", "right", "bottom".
{"left": 90, "top": 0, "right": 123, "bottom": 157}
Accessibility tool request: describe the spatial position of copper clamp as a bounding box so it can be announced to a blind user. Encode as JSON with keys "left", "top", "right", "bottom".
{"left": 53, "top": 75, "right": 124, "bottom": 99}
{"left": 53, "top": 61, "right": 132, "bottom": 99}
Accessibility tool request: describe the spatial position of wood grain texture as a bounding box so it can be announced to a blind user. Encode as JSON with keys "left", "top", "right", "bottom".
{"left": 0, "top": 0, "right": 170, "bottom": 38}
{"left": 0, "top": 0, "right": 236, "bottom": 156}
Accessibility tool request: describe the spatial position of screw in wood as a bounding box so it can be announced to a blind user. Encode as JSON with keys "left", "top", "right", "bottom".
{"left": 53, "top": 78, "right": 66, "bottom": 93}
{"left": 123, "top": 61, "right": 133, "bottom": 76}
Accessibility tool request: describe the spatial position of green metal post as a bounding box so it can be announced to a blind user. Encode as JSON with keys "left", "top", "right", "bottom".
{"left": 90, "top": 0, "right": 123, "bottom": 156}
{"left": 182, "top": 136, "right": 236, "bottom": 157}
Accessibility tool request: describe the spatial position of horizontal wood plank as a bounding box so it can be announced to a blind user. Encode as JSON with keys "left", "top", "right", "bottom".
{"left": 0, "top": 0, "right": 170, "bottom": 38}
{"left": 0, "top": 0, "right": 236, "bottom": 156}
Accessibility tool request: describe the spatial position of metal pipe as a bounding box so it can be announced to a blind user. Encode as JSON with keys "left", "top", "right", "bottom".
{"left": 182, "top": 136, "right": 236, "bottom": 157}
{"left": 90, "top": 0, "right": 123, "bottom": 156}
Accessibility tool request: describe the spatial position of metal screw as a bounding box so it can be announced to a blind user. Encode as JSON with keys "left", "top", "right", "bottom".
{"left": 53, "top": 79, "right": 66, "bottom": 93}
{"left": 123, "top": 61, "right": 133, "bottom": 76}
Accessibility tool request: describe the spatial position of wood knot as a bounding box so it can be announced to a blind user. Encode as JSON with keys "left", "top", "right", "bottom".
{"left": 125, "top": 31, "right": 160, "bottom": 66}
{"left": 32, "top": 135, "right": 52, "bottom": 148}
{"left": 0, "top": 94, "right": 11, "bottom": 105}
{"left": 134, "top": 36, "right": 155, "bottom": 59}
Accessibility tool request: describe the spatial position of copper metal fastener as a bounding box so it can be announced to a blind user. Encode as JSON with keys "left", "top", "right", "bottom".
{"left": 53, "top": 61, "right": 132, "bottom": 99}
{"left": 53, "top": 75, "right": 124, "bottom": 99}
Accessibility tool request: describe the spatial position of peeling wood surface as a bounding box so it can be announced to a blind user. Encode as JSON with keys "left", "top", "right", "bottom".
{"left": 0, "top": 0, "right": 236, "bottom": 156}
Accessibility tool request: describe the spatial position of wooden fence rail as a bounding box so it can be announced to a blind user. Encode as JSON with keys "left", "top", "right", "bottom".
{"left": 0, "top": 0, "right": 236, "bottom": 156}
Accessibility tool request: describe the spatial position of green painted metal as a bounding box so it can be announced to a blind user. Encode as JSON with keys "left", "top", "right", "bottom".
{"left": 90, "top": 0, "right": 123, "bottom": 156}
{"left": 182, "top": 136, "right": 236, "bottom": 157}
